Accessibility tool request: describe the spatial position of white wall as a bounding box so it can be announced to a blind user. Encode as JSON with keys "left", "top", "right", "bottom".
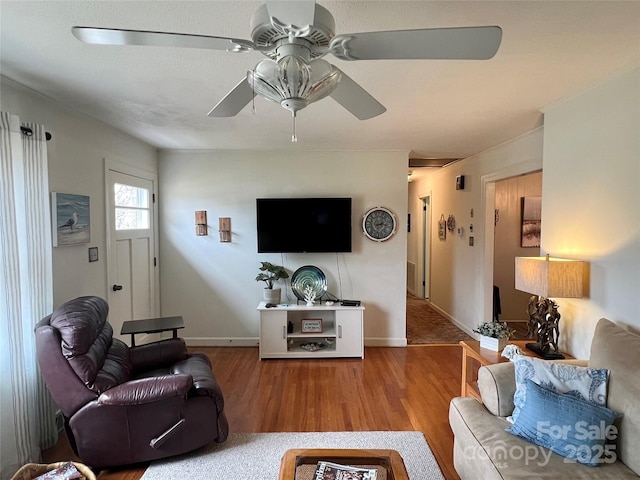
{"left": 158, "top": 149, "right": 408, "bottom": 346}
{"left": 408, "top": 129, "right": 544, "bottom": 335}
{"left": 542, "top": 65, "right": 640, "bottom": 359}
{"left": 1, "top": 77, "right": 158, "bottom": 306}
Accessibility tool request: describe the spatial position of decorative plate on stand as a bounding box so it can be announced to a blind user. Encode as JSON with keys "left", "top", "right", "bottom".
{"left": 291, "top": 265, "right": 327, "bottom": 302}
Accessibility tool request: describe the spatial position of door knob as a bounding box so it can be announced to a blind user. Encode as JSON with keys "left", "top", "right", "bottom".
{"left": 112, "top": 284, "right": 123, "bottom": 291}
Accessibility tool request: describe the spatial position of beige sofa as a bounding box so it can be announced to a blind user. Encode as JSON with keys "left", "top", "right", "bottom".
{"left": 449, "top": 318, "right": 639, "bottom": 479}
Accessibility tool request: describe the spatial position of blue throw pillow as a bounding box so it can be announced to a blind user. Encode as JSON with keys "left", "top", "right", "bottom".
{"left": 507, "top": 379, "right": 619, "bottom": 466}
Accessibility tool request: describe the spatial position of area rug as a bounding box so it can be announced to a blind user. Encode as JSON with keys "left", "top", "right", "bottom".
{"left": 406, "top": 294, "right": 473, "bottom": 344}
{"left": 140, "top": 431, "right": 444, "bottom": 480}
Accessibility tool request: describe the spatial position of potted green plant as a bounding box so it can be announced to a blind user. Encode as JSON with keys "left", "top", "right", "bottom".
{"left": 255, "top": 261, "right": 289, "bottom": 304}
{"left": 473, "top": 321, "right": 516, "bottom": 352}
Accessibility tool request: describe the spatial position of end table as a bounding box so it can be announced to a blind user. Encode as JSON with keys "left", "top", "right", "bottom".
{"left": 120, "top": 316, "right": 184, "bottom": 346}
{"left": 459, "top": 340, "right": 573, "bottom": 400}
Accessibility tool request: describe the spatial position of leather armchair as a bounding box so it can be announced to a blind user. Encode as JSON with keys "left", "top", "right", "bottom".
{"left": 35, "top": 296, "right": 228, "bottom": 469}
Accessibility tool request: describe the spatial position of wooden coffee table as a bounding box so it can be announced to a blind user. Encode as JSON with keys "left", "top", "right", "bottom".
{"left": 279, "top": 448, "right": 408, "bottom": 480}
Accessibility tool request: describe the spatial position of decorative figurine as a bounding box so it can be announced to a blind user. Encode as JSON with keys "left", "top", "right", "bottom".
{"left": 525, "top": 295, "right": 564, "bottom": 359}
{"left": 303, "top": 285, "right": 316, "bottom": 306}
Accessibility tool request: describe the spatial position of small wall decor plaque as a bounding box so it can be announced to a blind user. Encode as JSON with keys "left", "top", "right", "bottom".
{"left": 438, "top": 214, "right": 447, "bottom": 240}
{"left": 301, "top": 318, "right": 323, "bottom": 333}
{"left": 447, "top": 214, "right": 456, "bottom": 232}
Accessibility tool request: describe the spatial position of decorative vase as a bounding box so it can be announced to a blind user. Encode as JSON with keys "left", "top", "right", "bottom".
{"left": 263, "top": 288, "right": 281, "bottom": 304}
{"left": 480, "top": 335, "right": 508, "bottom": 352}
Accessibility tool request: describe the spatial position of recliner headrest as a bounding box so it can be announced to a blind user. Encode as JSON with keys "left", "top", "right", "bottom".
{"left": 50, "top": 296, "right": 110, "bottom": 357}
{"left": 49, "top": 296, "right": 120, "bottom": 389}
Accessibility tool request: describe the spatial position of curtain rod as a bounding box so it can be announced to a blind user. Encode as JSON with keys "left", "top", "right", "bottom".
{"left": 20, "top": 126, "right": 52, "bottom": 141}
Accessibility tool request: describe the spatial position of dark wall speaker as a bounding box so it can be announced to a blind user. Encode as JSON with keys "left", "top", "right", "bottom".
{"left": 456, "top": 175, "right": 465, "bottom": 190}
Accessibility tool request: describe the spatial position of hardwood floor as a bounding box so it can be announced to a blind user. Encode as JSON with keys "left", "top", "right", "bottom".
{"left": 43, "top": 346, "right": 463, "bottom": 480}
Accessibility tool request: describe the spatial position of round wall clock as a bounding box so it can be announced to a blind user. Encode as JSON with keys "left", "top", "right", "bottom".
{"left": 362, "top": 207, "right": 397, "bottom": 242}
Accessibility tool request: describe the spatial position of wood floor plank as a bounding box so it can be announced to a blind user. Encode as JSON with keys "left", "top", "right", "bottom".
{"left": 42, "top": 345, "right": 462, "bottom": 480}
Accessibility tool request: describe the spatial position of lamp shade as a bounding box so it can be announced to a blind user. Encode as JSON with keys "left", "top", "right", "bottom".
{"left": 515, "top": 256, "right": 584, "bottom": 298}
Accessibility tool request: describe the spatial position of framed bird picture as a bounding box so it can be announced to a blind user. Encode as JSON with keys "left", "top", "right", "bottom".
{"left": 52, "top": 192, "right": 90, "bottom": 246}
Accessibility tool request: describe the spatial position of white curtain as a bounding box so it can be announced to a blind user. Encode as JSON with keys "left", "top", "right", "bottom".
{"left": 0, "top": 112, "right": 57, "bottom": 479}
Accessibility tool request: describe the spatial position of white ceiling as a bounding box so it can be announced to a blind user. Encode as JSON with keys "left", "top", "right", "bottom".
{"left": 1, "top": 1, "right": 639, "bottom": 159}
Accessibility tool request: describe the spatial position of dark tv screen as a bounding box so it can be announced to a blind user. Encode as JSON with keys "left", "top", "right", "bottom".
{"left": 256, "top": 197, "right": 352, "bottom": 253}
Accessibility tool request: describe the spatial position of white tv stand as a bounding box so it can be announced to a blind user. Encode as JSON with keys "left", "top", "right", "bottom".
{"left": 257, "top": 302, "right": 364, "bottom": 359}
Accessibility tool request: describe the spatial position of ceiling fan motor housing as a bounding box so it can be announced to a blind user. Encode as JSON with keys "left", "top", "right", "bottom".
{"left": 250, "top": 3, "right": 336, "bottom": 59}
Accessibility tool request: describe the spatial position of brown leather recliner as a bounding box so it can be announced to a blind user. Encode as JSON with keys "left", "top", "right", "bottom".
{"left": 35, "top": 296, "right": 228, "bottom": 469}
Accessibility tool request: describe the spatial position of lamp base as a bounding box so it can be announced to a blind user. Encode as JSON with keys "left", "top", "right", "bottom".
{"left": 525, "top": 342, "right": 565, "bottom": 360}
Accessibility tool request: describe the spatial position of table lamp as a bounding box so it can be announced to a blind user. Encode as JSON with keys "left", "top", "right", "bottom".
{"left": 514, "top": 255, "right": 585, "bottom": 359}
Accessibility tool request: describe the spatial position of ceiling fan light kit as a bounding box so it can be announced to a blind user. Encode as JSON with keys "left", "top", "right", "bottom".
{"left": 247, "top": 52, "right": 342, "bottom": 115}
{"left": 247, "top": 52, "right": 342, "bottom": 141}
{"left": 72, "top": 1, "right": 502, "bottom": 141}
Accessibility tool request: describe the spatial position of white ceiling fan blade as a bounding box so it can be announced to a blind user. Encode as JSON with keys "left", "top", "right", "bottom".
{"left": 330, "top": 26, "right": 502, "bottom": 61}
{"left": 330, "top": 68, "right": 386, "bottom": 120}
{"left": 265, "top": 1, "right": 316, "bottom": 30}
{"left": 72, "top": 27, "right": 255, "bottom": 52}
{"left": 208, "top": 78, "right": 256, "bottom": 117}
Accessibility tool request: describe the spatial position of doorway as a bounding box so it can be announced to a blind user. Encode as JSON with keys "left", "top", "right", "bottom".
{"left": 408, "top": 194, "right": 431, "bottom": 300}
{"left": 421, "top": 196, "right": 431, "bottom": 299}
{"left": 481, "top": 161, "right": 542, "bottom": 329}
{"left": 492, "top": 172, "right": 542, "bottom": 327}
{"left": 105, "top": 160, "right": 159, "bottom": 340}
{"left": 406, "top": 191, "right": 473, "bottom": 345}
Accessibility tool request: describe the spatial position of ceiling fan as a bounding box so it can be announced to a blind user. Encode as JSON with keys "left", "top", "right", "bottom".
{"left": 72, "top": 1, "right": 501, "bottom": 140}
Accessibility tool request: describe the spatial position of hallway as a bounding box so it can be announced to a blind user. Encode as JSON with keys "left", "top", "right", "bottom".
{"left": 406, "top": 294, "right": 473, "bottom": 344}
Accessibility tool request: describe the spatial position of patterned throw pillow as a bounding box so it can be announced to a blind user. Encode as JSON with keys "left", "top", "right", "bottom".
{"left": 507, "top": 379, "right": 619, "bottom": 466}
{"left": 509, "top": 354, "right": 609, "bottom": 424}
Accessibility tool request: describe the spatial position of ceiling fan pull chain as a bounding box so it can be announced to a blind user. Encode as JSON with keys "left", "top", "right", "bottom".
{"left": 291, "top": 112, "right": 297, "bottom": 143}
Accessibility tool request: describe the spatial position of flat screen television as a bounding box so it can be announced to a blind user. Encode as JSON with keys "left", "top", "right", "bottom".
{"left": 256, "top": 197, "right": 352, "bottom": 253}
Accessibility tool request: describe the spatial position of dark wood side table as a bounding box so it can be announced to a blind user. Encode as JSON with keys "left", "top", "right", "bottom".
{"left": 120, "top": 316, "right": 184, "bottom": 346}
{"left": 459, "top": 340, "right": 574, "bottom": 401}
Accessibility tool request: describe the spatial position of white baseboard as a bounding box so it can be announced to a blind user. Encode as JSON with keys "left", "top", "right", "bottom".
{"left": 183, "top": 337, "right": 407, "bottom": 347}
{"left": 427, "top": 301, "right": 477, "bottom": 339}
{"left": 184, "top": 337, "right": 260, "bottom": 347}
{"left": 365, "top": 337, "right": 408, "bottom": 347}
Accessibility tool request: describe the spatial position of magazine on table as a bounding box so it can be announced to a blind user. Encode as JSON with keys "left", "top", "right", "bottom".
{"left": 313, "top": 461, "right": 377, "bottom": 480}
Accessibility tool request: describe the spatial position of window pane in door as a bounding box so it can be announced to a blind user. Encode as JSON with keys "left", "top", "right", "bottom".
{"left": 115, "top": 208, "right": 150, "bottom": 230}
{"left": 114, "top": 183, "right": 150, "bottom": 230}
{"left": 115, "top": 183, "right": 149, "bottom": 208}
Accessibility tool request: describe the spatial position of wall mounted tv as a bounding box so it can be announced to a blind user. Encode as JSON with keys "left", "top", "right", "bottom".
{"left": 256, "top": 197, "right": 352, "bottom": 253}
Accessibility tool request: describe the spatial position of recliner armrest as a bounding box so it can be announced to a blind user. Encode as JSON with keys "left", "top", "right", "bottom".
{"left": 172, "top": 354, "right": 225, "bottom": 409}
{"left": 98, "top": 374, "right": 193, "bottom": 406}
{"left": 130, "top": 338, "right": 188, "bottom": 372}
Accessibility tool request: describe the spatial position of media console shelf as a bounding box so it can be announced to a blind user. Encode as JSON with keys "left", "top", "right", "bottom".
{"left": 257, "top": 302, "right": 364, "bottom": 359}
